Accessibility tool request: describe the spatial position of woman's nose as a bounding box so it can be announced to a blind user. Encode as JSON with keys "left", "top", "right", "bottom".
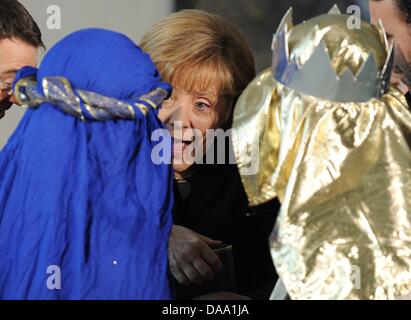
{"left": 171, "top": 104, "right": 191, "bottom": 129}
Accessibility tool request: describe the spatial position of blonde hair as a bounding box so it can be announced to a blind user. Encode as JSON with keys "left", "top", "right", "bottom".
{"left": 140, "top": 9, "right": 256, "bottom": 106}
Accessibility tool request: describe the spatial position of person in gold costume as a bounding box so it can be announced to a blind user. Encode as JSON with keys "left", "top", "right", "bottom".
{"left": 232, "top": 6, "right": 411, "bottom": 299}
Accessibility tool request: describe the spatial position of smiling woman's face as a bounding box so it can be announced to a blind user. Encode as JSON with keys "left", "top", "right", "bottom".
{"left": 158, "top": 85, "right": 230, "bottom": 178}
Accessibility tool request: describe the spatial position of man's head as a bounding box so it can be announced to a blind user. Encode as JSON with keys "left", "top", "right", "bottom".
{"left": 369, "top": 0, "right": 411, "bottom": 92}
{"left": 0, "top": 0, "right": 43, "bottom": 119}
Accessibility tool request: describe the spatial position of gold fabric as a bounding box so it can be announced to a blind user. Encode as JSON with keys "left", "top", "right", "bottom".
{"left": 233, "top": 67, "right": 411, "bottom": 299}
{"left": 233, "top": 11, "right": 411, "bottom": 300}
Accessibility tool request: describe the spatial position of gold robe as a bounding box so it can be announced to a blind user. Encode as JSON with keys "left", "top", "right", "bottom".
{"left": 232, "top": 68, "right": 411, "bottom": 299}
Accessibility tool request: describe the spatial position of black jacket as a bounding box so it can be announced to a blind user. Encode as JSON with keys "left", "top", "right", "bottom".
{"left": 172, "top": 161, "right": 280, "bottom": 299}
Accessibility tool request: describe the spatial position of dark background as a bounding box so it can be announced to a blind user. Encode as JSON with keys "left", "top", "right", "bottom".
{"left": 176, "top": 0, "right": 369, "bottom": 72}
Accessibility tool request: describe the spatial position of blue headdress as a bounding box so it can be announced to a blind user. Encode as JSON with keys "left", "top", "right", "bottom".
{"left": 0, "top": 29, "right": 173, "bottom": 299}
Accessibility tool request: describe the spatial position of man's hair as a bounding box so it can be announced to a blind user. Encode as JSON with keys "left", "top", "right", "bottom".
{"left": 0, "top": 0, "right": 44, "bottom": 48}
{"left": 396, "top": 0, "right": 411, "bottom": 23}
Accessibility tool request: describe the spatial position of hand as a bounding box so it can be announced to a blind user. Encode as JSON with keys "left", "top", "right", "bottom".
{"left": 169, "top": 225, "right": 223, "bottom": 286}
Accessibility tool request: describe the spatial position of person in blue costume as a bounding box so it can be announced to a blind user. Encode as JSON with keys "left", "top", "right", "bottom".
{"left": 0, "top": 28, "right": 174, "bottom": 300}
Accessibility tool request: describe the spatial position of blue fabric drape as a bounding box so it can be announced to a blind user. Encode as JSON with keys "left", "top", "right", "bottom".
{"left": 0, "top": 29, "right": 173, "bottom": 300}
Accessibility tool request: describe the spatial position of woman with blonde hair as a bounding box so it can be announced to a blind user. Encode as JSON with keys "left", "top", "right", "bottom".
{"left": 140, "top": 9, "right": 280, "bottom": 299}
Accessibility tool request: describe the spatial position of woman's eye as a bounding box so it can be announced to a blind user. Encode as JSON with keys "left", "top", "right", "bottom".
{"left": 195, "top": 102, "right": 211, "bottom": 110}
